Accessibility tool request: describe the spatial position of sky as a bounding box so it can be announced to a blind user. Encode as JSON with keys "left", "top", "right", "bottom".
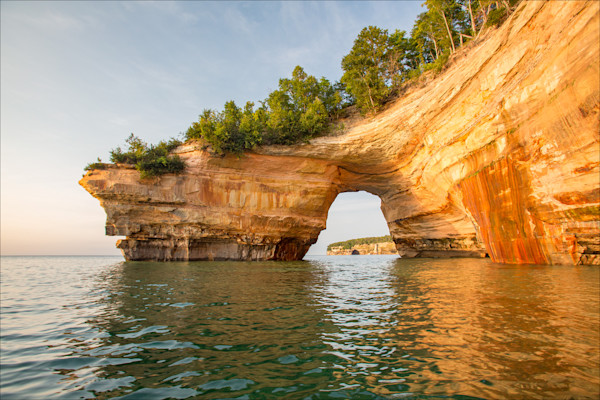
{"left": 1, "top": 1, "right": 423, "bottom": 257}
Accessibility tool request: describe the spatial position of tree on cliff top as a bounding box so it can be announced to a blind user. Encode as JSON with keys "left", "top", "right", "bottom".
{"left": 424, "top": 0, "right": 463, "bottom": 54}
{"left": 341, "top": 26, "right": 419, "bottom": 115}
{"left": 87, "top": 0, "right": 521, "bottom": 168}
{"left": 263, "top": 65, "right": 342, "bottom": 145}
{"left": 412, "top": 11, "right": 445, "bottom": 63}
{"left": 341, "top": 26, "right": 395, "bottom": 115}
{"left": 182, "top": 0, "right": 521, "bottom": 152}
{"left": 186, "top": 66, "right": 343, "bottom": 152}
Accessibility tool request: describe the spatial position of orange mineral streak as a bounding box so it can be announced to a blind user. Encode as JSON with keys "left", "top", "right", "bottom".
{"left": 80, "top": 1, "right": 599, "bottom": 263}
{"left": 458, "top": 158, "right": 549, "bottom": 264}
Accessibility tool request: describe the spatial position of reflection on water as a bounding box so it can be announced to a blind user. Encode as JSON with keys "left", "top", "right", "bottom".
{"left": 90, "top": 260, "right": 334, "bottom": 399}
{"left": 0, "top": 255, "right": 598, "bottom": 399}
{"left": 387, "top": 259, "right": 600, "bottom": 398}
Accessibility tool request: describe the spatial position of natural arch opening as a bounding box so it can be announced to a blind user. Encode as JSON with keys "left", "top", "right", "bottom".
{"left": 305, "top": 191, "right": 393, "bottom": 257}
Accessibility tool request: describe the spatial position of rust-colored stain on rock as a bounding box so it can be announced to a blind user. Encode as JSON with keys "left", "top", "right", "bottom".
{"left": 458, "top": 158, "right": 549, "bottom": 264}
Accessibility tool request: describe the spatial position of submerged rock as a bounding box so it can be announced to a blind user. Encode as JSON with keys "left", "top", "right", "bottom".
{"left": 81, "top": 1, "right": 599, "bottom": 264}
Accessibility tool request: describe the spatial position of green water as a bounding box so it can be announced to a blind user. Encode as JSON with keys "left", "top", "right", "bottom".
{"left": 1, "top": 255, "right": 598, "bottom": 399}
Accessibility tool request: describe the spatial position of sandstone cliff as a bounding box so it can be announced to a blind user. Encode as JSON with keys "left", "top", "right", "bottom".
{"left": 81, "top": 1, "right": 599, "bottom": 264}
{"left": 327, "top": 241, "right": 397, "bottom": 256}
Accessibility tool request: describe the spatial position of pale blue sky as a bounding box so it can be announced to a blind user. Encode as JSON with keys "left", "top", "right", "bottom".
{"left": 1, "top": 1, "right": 422, "bottom": 256}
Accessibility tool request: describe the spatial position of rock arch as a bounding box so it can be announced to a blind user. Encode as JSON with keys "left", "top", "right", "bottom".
{"left": 80, "top": 1, "right": 599, "bottom": 265}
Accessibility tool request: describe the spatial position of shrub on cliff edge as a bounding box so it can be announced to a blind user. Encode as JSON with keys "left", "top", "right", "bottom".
{"left": 105, "top": 134, "right": 184, "bottom": 178}
{"left": 84, "top": 158, "right": 107, "bottom": 171}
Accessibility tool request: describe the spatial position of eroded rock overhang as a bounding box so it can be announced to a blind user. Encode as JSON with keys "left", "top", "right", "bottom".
{"left": 80, "top": 1, "right": 599, "bottom": 264}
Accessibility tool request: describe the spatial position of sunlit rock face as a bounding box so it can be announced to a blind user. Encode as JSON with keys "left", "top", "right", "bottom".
{"left": 80, "top": 1, "right": 599, "bottom": 264}
{"left": 80, "top": 154, "right": 340, "bottom": 261}
{"left": 327, "top": 242, "right": 398, "bottom": 256}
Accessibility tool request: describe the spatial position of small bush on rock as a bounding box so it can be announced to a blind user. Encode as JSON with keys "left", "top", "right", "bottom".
{"left": 86, "top": 134, "right": 185, "bottom": 178}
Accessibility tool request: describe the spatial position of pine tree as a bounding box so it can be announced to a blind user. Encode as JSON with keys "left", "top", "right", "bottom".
{"left": 341, "top": 26, "right": 400, "bottom": 114}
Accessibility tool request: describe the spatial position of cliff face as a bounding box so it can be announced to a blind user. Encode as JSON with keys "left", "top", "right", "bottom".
{"left": 81, "top": 1, "right": 599, "bottom": 264}
{"left": 80, "top": 154, "right": 339, "bottom": 261}
{"left": 328, "top": 242, "right": 398, "bottom": 256}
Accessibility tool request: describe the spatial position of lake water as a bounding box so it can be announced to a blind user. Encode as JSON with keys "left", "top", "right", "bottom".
{"left": 1, "top": 255, "right": 598, "bottom": 399}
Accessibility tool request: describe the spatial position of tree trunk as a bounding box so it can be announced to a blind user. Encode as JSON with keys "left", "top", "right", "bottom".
{"left": 439, "top": 9, "right": 456, "bottom": 53}
{"left": 467, "top": 0, "right": 477, "bottom": 37}
{"left": 429, "top": 31, "right": 440, "bottom": 59}
{"left": 460, "top": 33, "right": 473, "bottom": 46}
{"left": 360, "top": 74, "right": 376, "bottom": 111}
{"left": 476, "top": 4, "right": 491, "bottom": 39}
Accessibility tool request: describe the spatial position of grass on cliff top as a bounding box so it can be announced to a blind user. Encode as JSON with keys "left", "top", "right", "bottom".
{"left": 327, "top": 235, "right": 393, "bottom": 251}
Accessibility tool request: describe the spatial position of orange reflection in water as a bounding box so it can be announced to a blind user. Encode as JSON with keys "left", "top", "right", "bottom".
{"left": 384, "top": 258, "right": 600, "bottom": 399}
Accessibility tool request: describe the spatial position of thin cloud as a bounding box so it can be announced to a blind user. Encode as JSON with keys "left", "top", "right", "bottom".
{"left": 223, "top": 6, "right": 258, "bottom": 35}
{"left": 122, "top": 1, "right": 201, "bottom": 25}
{"left": 1, "top": 1, "right": 421, "bottom": 256}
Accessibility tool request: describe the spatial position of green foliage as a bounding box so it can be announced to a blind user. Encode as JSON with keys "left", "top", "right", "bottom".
{"left": 181, "top": 0, "right": 518, "bottom": 152}
{"left": 339, "top": 16, "right": 462, "bottom": 115}
{"left": 327, "top": 235, "right": 393, "bottom": 251}
{"left": 425, "top": 0, "right": 465, "bottom": 53}
{"left": 263, "top": 66, "right": 339, "bottom": 145}
{"left": 186, "top": 103, "right": 265, "bottom": 153}
{"left": 485, "top": 6, "right": 508, "bottom": 27}
{"left": 84, "top": 158, "right": 106, "bottom": 171}
{"left": 101, "top": 0, "right": 518, "bottom": 159}
{"left": 136, "top": 154, "right": 185, "bottom": 179}
{"left": 423, "top": 50, "right": 450, "bottom": 73}
{"left": 341, "top": 26, "right": 401, "bottom": 114}
{"left": 186, "top": 66, "right": 343, "bottom": 152}
{"left": 104, "top": 133, "right": 184, "bottom": 178}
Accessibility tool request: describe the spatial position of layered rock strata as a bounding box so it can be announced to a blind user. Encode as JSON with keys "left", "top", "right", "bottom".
{"left": 81, "top": 1, "right": 599, "bottom": 264}
{"left": 80, "top": 154, "right": 340, "bottom": 261}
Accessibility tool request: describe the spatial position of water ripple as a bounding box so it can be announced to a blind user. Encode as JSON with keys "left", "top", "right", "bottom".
{"left": 1, "top": 255, "right": 598, "bottom": 399}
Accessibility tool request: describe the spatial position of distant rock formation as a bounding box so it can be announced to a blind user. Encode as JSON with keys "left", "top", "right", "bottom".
{"left": 81, "top": 1, "right": 599, "bottom": 264}
{"left": 328, "top": 241, "right": 398, "bottom": 256}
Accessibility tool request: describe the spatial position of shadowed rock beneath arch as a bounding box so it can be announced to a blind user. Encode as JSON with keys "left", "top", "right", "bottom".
{"left": 80, "top": 1, "right": 599, "bottom": 265}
